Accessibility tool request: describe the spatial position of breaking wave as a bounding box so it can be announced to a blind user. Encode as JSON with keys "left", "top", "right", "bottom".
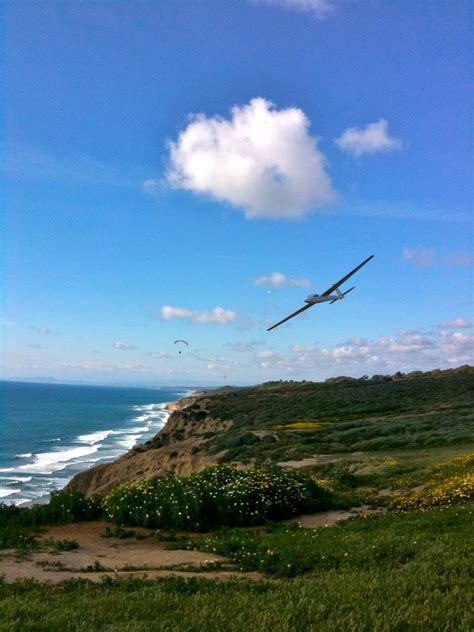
{"left": 0, "top": 401, "right": 173, "bottom": 506}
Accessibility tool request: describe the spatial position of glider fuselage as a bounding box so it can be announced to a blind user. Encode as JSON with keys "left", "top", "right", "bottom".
{"left": 304, "top": 294, "right": 338, "bottom": 305}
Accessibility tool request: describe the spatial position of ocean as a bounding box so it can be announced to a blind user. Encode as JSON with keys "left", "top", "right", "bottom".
{"left": 0, "top": 381, "right": 191, "bottom": 506}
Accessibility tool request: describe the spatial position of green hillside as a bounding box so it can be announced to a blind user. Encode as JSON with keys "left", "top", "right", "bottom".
{"left": 203, "top": 371, "right": 474, "bottom": 463}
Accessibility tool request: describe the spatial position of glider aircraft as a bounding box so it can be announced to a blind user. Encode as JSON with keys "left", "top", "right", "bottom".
{"left": 267, "top": 255, "right": 374, "bottom": 331}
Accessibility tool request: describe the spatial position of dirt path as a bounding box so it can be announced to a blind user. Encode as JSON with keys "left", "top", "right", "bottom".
{"left": 0, "top": 509, "right": 381, "bottom": 583}
{"left": 286, "top": 505, "right": 382, "bottom": 528}
{"left": 0, "top": 521, "right": 262, "bottom": 584}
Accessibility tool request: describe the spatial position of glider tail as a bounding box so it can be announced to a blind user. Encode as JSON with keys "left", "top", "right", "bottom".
{"left": 330, "top": 286, "right": 355, "bottom": 304}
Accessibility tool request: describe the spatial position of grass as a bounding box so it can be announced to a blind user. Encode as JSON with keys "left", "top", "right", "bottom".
{"left": 1, "top": 507, "right": 472, "bottom": 631}
{"left": 178, "top": 504, "right": 473, "bottom": 578}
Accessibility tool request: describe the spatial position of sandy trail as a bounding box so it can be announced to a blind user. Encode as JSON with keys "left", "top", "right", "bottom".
{"left": 0, "top": 509, "right": 379, "bottom": 583}
{"left": 0, "top": 521, "right": 262, "bottom": 583}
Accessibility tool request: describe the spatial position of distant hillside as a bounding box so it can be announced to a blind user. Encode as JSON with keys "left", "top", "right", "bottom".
{"left": 67, "top": 366, "right": 474, "bottom": 497}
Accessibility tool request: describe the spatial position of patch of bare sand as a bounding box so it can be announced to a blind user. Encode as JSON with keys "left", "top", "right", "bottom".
{"left": 0, "top": 521, "right": 264, "bottom": 584}
{"left": 286, "top": 506, "right": 383, "bottom": 528}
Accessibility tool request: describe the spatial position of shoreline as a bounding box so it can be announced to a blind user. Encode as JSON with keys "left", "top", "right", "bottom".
{"left": 1, "top": 388, "right": 197, "bottom": 508}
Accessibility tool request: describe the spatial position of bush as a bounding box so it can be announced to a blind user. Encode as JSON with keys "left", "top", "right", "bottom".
{"left": 0, "top": 490, "right": 102, "bottom": 532}
{"left": 45, "top": 538, "right": 80, "bottom": 552}
{"left": 103, "top": 465, "right": 334, "bottom": 531}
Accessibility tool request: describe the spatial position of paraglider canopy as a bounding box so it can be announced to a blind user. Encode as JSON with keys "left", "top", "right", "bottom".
{"left": 174, "top": 339, "right": 189, "bottom": 354}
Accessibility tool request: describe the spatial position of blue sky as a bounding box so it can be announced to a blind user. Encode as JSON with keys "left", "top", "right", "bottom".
{"left": 2, "top": 0, "right": 473, "bottom": 385}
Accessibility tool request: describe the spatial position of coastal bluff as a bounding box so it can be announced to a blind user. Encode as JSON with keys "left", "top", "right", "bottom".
{"left": 66, "top": 391, "right": 233, "bottom": 497}
{"left": 66, "top": 366, "right": 474, "bottom": 498}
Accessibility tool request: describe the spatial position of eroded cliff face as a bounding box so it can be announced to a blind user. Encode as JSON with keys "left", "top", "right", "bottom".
{"left": 66, "top": 393, "right": 232, "bottom": 498}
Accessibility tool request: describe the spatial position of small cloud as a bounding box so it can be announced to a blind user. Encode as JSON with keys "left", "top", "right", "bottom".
{"left": 442, "top": 252, "right": 473, "bottom": 267}
{"left": 165, "top": 97, "right": 336, "bottom": 219}
{"left": 257, "top": 350, "right": 275, "bottom": 359}
{"left": 142, "top": 179, "right": 161, "bottom": 195}
{"left": 116, "top": 363, "right": 153, "bottom": 372}
{"left": 335, "top": 119, "right": 402, "bottom": 157}
{"left": 251, "top": 0, "right": 335, "bottom": 19}
{"left": 161, "top": 305, "right": 237, "bottom": 325}
{"left": 290, "top": 344, "right": 316, "bottom": 353}
{"left": 225, "top": 340, "right": 264, "bottom": 353}
{"left": 402, "top": 246, "right": 436, "bottom": 268}
{"left": 27, "top": 344, "right": 42, "bottom": 349}
{"left": 439, "top": 318, "right": 471, "bottom": 329}
{"left": 403, "top": 247, "right": 473, "bottom": 269}
{"left": 150, "top": 351, "right": 170, "bottom": 358}
{"left": 113, "top": 341, "right": 139, "bottom": 350}
{"left": 253, "top": 272, "right": 311, "bottom": 288}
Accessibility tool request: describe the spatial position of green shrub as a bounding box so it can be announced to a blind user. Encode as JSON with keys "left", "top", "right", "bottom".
{"left": 103, "top": 465, "right": 334, "bottom": 531}
{"left": 0, "top": 490, "right": 102, "bottom": 531}
{"left": 45, "top": 538, "right": 80, "bottom": 552}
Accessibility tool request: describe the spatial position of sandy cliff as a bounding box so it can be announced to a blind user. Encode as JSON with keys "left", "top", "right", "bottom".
{"left": 66, "top": 392, "right": 232, "bottom": 497}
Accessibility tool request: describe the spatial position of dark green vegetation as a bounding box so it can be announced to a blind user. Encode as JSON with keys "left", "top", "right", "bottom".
{"left": 0, "top": 490, "right": 100, "bottom": 530}
{"left": 203, "top": 372, "right": 474, "bottom": 462}
{"left": 44, "top": 538, "right": 80, "bottom": 553}
{"left": 103, "top": 466, "right": 338, "bottom": 531}
{"left": 0, "top": 491, "right": 101, "bottom": 551}
{"left": 1, "top": 506, "right": 472, "bottom": 631}
{"left": 101, "top": 526, "right": 146, "bottom": 540}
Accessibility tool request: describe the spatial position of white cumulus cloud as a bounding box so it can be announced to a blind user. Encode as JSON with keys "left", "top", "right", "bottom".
{"left": 335, "top": 119, "right": 402, "bottom": 157}
{"left": 403, "top": 248, "right": 472, "bottom": 269}
{"left": 161, "top": 305, "right": 237, "bottom": 325}
{"left": 253, "top": 272, "right": 311, "bottom": 288}
{"left": 113, "top": 341, "right": 138, "bottom": 350}
{"left": 165, "top": 97, "right": 336, "bottom": 219}
{"left": 259, "top": 328, "right": 474, "bottom": 377}
{"left": 439, "top": 331, "right": 474, "bottom": 364}
{"left": 439, "top": 318, "right": 471, "bottom": 329}
{"left": 290, "top": 344, "right": 316, "bottom": 353}
{"left": 402, "top": 246, "right": 436, "bottom": 268}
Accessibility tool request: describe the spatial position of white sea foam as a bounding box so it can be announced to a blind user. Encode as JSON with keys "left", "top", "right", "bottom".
{"left": 112, "top": 403, "right": 170, "bottom": 450}
{"left": 7, "top": 445, "right": 100, "bottom": 475}
{"left": 5, "top": 498, "right": 30, "bottom": 506}
{"left": 0, "top": 475, "right": 33, "bottom": 483}
{"left": 115, "top": 436, "right": 140, "bottom": 450}
{"left": 77, "top": 430, "right": 114, "bottom": 445}
{"left": 0, "top": 487, "right": 21, "bottom": 497}
{"left": 16, "top": 453, "right": 32, "bottom": 458}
